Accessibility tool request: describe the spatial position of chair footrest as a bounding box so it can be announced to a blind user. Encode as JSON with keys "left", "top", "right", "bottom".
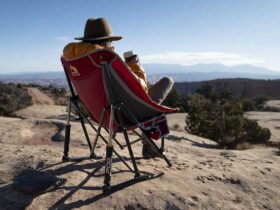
{"left": 103, "top": 172, "right": 164, "bottom": 193}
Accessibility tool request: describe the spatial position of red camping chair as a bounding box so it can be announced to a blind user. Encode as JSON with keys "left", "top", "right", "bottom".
{"left": 61, "top": 49, "right": 178, "bottom": 191}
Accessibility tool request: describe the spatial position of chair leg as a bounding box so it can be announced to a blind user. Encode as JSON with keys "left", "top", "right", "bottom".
{"left": 122, "top": 137, "right": 142, "bottom": 148}
{"left": 115, "top": 105, "right": 140, "bottom": 178}
{"left": 62, "top": 99, "right": 72, "bottom": 161}
{"left": 160, "top": 137, "right": 165, "bottom": 154}
{"left": 74, "top": 107, "right": 134, "bottom": 173}
{"left": 104, "top": 128, "right": 124, "bottom": 150}
{"left": 79, "top": 116, "right": 93, "bottom": 152}
{"left": 62, "top": 124, "right": 71, "bottom": 161}
{"left": 70, "top": 97, "right": 93, "bottom": 154}
{"left": 103, "top": 144, "right": 114, "bottom": 191}
{"left": 112, "top": 132, "right": 124, "bottom": 150}
{"left": 90, "top": 108, "right": 106, "bottom": 157}
{"left": 123, "top": 128, "right": 140, "bottom": 178}
{"left": 103, "top": 105, "right": 115, "bottom": 192}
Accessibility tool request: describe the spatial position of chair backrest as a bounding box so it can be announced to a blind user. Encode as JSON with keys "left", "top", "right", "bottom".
{"left": 61, "top": 49, "right": 178, "bottom": 130}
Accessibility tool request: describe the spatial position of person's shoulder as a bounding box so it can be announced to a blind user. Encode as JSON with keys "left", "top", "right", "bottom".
{"left": 63, "top": 42, "right": 78, "bottom": 51}
{"left": 63, "top": 42, "right": 106, "bottom": 59}
{"left": 63, "top": 42, "right": 77, "bottom": 55}
{"left": 86, "top": 43, "right": 104, "bottom": 52}
{"left": 63, "top": 42, "right": 91, "bottom": 58}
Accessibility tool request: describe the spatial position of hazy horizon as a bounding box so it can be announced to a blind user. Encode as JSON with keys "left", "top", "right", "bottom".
{"left": 0, "top": 62, "right": 280, "bottom": 75}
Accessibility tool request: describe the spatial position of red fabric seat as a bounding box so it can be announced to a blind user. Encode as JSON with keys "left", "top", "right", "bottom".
{"left": 61, "top": 49, "right": 178, "bottom": 131}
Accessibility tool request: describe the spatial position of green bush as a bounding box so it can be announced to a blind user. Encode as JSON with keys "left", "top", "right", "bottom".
{"left": 186, "top": 94, "right": 245, "bottom": 148}
{"left": 244, "top": 119, "right": 271, "bottom": 144}
{"left": 44, "top": 85, "right": 67, "bottom": 98}
{"left": 242, "top": 99, "right": 255, "bottom": 111}
{"left": 196, "top": 84, "right": 215, "bottom": 99}
{"left": 0, "top": 83, "right": 32, "bottom": 116}
{"left": 185, "top": 84, "right": 271, "bottom": 149}
{"left": 254, "top": 96, "right": 269, "bottom": 109}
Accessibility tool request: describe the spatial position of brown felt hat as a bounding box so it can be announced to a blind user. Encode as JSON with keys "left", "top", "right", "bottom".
{"left": 75, "top": 18, "right": 122, "bottom": 42}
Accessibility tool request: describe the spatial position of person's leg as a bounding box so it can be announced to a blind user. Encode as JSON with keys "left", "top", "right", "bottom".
{"left": 142, "top": 139, "right": 158, "bottom": 159}
{"left": 148, "top": 77, "right": 174, "bottom": 104}
{"left": 142, "top": 77, "right": 174, "bottom": 158}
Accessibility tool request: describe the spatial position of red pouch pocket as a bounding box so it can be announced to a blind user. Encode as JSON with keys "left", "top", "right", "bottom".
{"left": 140, "top": 114, "right": 169, "bottom": 140}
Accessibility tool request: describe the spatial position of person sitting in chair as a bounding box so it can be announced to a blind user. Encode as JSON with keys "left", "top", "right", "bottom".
{"left": 63, "top": 17, "right": 174, "bottom": 159}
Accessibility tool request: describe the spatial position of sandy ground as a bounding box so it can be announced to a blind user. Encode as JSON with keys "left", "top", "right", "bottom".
{"left": 0, "top": 105, "right": 279, "bottom": 210}
{"left": 264, "top": 100, "right": 280, "bottom": 111}
{"left": 27, "top": 87, "right": 55, "bottom": 105}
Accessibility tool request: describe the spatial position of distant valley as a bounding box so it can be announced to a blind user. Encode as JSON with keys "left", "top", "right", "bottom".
{"left": 1, "top": 63, "right": 280, "bottom": 96}
{"left": 0, "top": 72, "right": 66, "bottom": 87}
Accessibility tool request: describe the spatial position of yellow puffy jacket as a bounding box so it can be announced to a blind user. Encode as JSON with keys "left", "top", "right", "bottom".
{"left": 63, "top": 42, "right": 148, "bottom": 92}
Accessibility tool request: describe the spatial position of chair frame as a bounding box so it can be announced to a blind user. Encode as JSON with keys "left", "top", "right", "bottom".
{"left": 61, "top": 58, "right": 172, "bottom": 192}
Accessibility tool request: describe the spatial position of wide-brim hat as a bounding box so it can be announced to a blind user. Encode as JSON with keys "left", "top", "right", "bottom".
{"left": 75, "top": 18, "right": 122, "bottom": 42}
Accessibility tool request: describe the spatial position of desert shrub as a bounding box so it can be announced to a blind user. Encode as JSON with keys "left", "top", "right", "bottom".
{"left": 242, "top": 99, "right": 255, "bottom": 111}
{"left": 219, "top": 90, "right": 232, "bottom": 100}
{"left": 196, "top": 84, "right": 215, "bottom": 99}
{"left": 0, "top": 82, "right": 32, "bottom": 116}
{"left": 254, "top": 96, "right": 269, "bottom": 109}
{"left": 185, "top": 94, "right": 217, "bottom": 139}
{"left": 244, "top": 119, "right": 271, "bottom": 144}
{"left": 46, "top": 85, "right": 67, "bottom": 97}
{"left": 185, "top": 84, "right": 271, "bottom": 149}
{"left": 170, "top": 123, "right": 181, "bottom": 131}
{"left": 162, "top": 88, "right": 186, "bottom": 112}
{"left": 186, "top": 93, "right": 244, "bottom": 148}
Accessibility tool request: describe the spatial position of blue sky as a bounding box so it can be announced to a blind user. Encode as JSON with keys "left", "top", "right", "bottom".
{"left": 0, "top": 0, "right": 279, "bottom": 73}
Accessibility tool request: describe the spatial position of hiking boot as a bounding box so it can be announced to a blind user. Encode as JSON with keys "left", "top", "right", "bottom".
{"left": 142, "top": 142, "right": 160, "bottom": 159}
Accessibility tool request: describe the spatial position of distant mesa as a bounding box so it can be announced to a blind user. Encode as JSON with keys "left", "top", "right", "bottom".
{"left": 144, "top": 63, "right": 280, "bottom": 83}
{"left": 174, "top": 78, "right": 280, "bottom": 98}
{"left": 143, "top": 63, "right": 279, "bottom": 74}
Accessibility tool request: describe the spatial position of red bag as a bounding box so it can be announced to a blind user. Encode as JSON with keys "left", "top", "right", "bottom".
{"left": 140, "top": 114, "right": 169, "bottom": 140}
